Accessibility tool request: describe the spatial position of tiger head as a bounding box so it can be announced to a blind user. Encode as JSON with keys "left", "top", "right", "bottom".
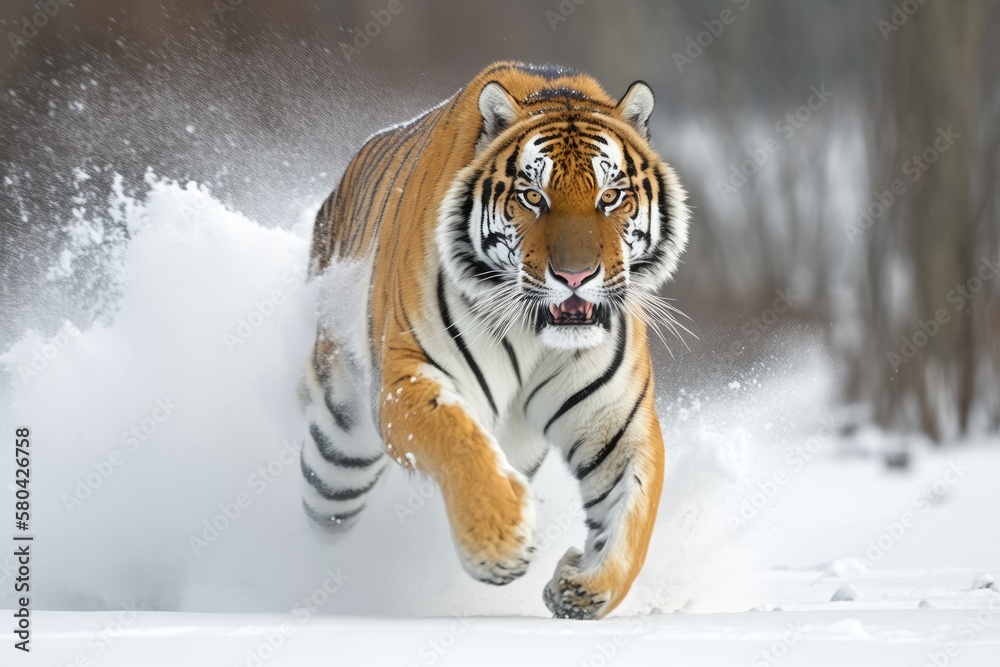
{"left": 438, "top": 66, "right": 689, "bottom": 351}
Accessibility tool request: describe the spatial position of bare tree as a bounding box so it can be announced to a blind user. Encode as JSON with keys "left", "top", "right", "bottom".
{"left": 857, "top": 0, "right": 987, "bottom": 440}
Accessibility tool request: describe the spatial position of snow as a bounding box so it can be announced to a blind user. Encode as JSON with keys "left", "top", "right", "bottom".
{"left": 831, "top": 584, "right": 858, "bottom": 602}
{"left": 11, "top": 583, "right": 1000, "bottom": 666}
{"left": 1, "top": 176, "right": 998, "bottom": 665}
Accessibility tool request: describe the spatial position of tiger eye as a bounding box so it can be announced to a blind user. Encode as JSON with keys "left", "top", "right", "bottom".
{"left": 601, "top": 190, "right": 618, "bottom": 204}
{"left": 525, "top": 190, "right": 543, "bottom": 205}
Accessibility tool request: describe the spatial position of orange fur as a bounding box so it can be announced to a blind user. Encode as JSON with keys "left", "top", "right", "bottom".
{"left": 307, "top": 61, "right": 685, "bottom": 617}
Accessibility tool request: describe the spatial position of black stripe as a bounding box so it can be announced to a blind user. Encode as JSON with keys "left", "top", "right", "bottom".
{"left": 501, "top": 338, "right": 522, "bottom": 385}
{"left": 524, "top": 452, "right": 547, "bottom": 480}
{"left": 480, "top": 176, "right": 493, "bottom": 242}
{"left": 642, "top": 177, "right": 654, "bottom": 255}
{"left": 379, "top": 101, "right": 451, "bottom": 278}
{"left": 656, "top": 163, "right": 673, "bottom": 245}
{"left": 302, "top": 500, "right": 366, "bottom": 527}
{"left": 437, "top": 272, "right": 498, "bottom": 415}
{"left": 623, "top": 143, "right": 638, "bottom": 178}
{"left": 505, "top": 148, "right": 519, "bottom": 177}
{"left": 583, "top": 465, "right": 628, "bottom": 509}
{"left": 309, "top": 423, "right": 382, "bottom": 468}
{"left": 585, "top": 518, "right": 603, "bottom": 531}
{"left": 449, "top": 171, "right": 503, "bottom": 286}
{"left": 566, "top": 438, "right": 584, "bottom": 463}
{"left": 513, "top": 62, "right": 579, "bottom": 79}
{"left": 356, "top": 119, "right": 421, "bottom": 220}
{"left": 522, "top": 87, "right": 597, "bottom": 105}
{"left": 576, "top": 375, "right": 650, "bottom": 480}
{"left": 544, "top": 319, "right": 628, "bottom": 435}
{"left": 481, "top": 177, "right": 513, "bottom": 256}
{"left": 398, "top": 301, "right": 454, "bottom": 381}
{"left": 354, "top": 135, "right": 412, "bottom": 253}
{"left": 524, "top": 372, "right": 558, "bottom": 414}
{"left": 577, "top": 130, "right": 609, "bottom": 145}
{"left": 342, "top": 131, "right": 389, "bottom": 227}
{"left": 344, "top": 128, "right": 409, "bottom": 254}
{"left": 323, "top": 390, "right": 356, "bottom": 433}
{"left": 301, "top": 453, "right": 383, "bottom": 501}
{"left": 600, "top": 308, "right": 613, "bottom": 331}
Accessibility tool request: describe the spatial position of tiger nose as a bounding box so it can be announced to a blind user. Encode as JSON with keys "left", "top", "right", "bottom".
{"left": 551, "top": 265, "right": 600, "bottom": 289}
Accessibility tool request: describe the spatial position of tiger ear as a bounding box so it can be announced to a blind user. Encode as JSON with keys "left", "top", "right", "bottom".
{"left": 615, "top": 81, "right": 655, "bottom": 138}
{"left": 478, "top": 82, "right": 520, "bottom": 148}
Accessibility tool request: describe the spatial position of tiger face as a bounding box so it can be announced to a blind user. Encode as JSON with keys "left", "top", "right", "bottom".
{"left": 439, "top": 80, "right": 689, "bottom": 350}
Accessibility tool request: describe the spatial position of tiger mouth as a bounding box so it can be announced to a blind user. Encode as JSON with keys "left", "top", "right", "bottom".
{"left": 543, "top": 295, "right": 601, "bottom": 327}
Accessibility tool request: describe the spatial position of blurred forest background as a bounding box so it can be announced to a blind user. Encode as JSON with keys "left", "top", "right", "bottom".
{"left": 1, "top": 0, "right": 997, "bottom": 444}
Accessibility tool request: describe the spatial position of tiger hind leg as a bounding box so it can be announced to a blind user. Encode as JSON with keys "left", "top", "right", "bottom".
{"left": 301, "top": 329, "right": 385, "bottom": 531}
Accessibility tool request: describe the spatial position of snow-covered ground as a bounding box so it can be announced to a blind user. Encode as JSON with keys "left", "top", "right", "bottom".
{"left": 2, "top": 176, "right": 998, "bottom": 665}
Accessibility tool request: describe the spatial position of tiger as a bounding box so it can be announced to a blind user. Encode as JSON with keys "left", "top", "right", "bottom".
{"left": 302, "top": 61, "right": 689, "bottom": 619}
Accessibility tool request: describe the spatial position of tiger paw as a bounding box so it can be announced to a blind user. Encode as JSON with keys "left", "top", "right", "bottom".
{"left": 543, "top": 548, "right": 610, "bottom": 619}
{"left": 446, "top": 470, "right": 536, "bottom": 586}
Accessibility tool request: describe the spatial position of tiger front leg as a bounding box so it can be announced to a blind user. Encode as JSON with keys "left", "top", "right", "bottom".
{"left": 544, "top": 377, "right": 665, "bottom": 619}
{"left": 380, "top": 364, "right": 536, "bottom": 585}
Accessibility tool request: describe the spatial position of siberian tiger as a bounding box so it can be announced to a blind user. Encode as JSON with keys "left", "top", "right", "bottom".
{"left": 303, "top": 62, "right": 689, "bottom": 619}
